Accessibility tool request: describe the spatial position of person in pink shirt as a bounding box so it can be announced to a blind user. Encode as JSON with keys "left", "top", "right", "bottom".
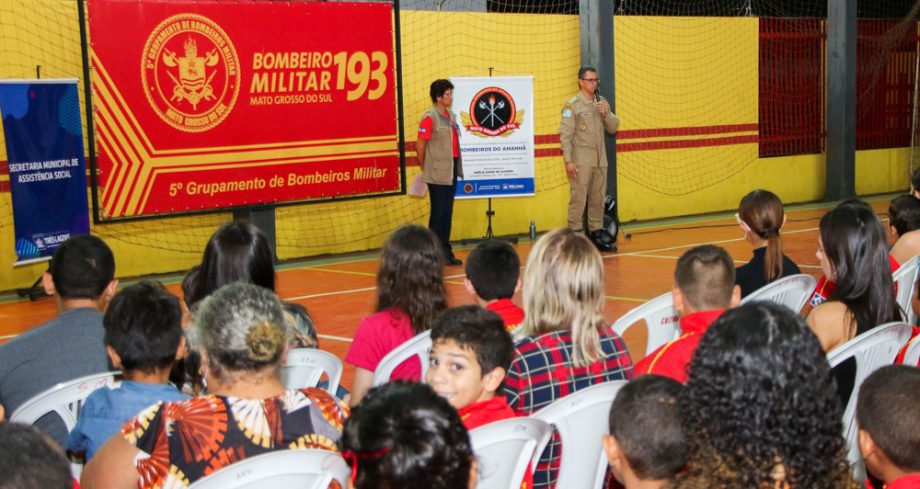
{"left": 634, "top": 245, "right": 739, "bottom": 383}
{"left": 345, "top": 225, "right": 448, "bottom": 406}
{"left": 858, "top": 366, "right": 920, "bottom": 489}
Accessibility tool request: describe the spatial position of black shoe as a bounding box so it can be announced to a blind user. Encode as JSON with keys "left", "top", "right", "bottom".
{"left": 591, "top": 231, "right": 617, "bottom": 253}
{"left": 447, "top": 256, "right": 463, "bottom": 266}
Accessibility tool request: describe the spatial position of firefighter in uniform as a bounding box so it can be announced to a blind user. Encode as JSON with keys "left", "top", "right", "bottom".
{"left": 560, "top": 67, "right": 620, "bottom": 252}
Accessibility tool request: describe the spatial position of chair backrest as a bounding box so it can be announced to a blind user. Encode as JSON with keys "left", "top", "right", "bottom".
{"left": 281, "top": 348, "right": 343, "bottom": 394}
{"left": 9, "top": 371, "right": 121, "bottom": 480}
{"left": 740, "top": 273, "right": 817, "bottom": 314}
{"left": 893, "top": 255, "right": 920, "bottom": 325}
{"left": 827, "top": 322, "right": 913, "bottom": 465}
{"left": 469, "top": 417, "right": 553, "bottom": 489}
{"left": 188, "top": 449, "right": 349, "bottom": 489}
{"left": 902, "top": 333, "right": 920, "bottom": 367}
{"left": 532, "top": 380, "right": 626, "bottom": 489}
{"left": 611, "top": 292, "right": 680, "bottom": 357}
{"left": 9, "top": 371, "right": 119, "bottom": 429}
{"left": 372, "top": 330, "right": 432, "bottom": 387}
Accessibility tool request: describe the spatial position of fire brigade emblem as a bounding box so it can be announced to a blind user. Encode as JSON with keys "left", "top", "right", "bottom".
{"left": 460, "top": 87, "right": 523, "bottom": 138}
{"left": 142, "top": 14, "right": 240, "bottom": 133}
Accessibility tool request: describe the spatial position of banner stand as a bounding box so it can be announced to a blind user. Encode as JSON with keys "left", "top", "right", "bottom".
{"left": 16, "top": 275, "right": 49, "bottom": 301}
{"left": 460, "top": 197, "right": 519, "bottom": 245}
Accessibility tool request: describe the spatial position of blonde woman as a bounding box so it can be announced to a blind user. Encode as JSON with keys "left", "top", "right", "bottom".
{"left": 502, "top": 228, "right": 633, "bottom": 489}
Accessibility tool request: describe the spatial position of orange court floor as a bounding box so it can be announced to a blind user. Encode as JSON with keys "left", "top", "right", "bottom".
{"left": 0, "top": 196, "right": 897, "bottom": 390}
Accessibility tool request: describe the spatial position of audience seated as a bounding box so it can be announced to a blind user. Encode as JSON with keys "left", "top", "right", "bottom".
{"left": 809, "top": 200, "right": 901, "bottom": 308}
{"left": 858, "top": 365, "right": 920, "bottom": 489}
{"left": 672, "top": 302, "right": 857, "bottom": 489}
{"left": 81, "top": 283, "right": 348, "bottom": 489}
{"left": 177, "top": 221, "right": 318, "bottom": 395}
{"left": 603, "top": 375, "right": 686, "bottom": 489}
{"left": 0, "top": 422, "right": 74, "bottom": 489}
{"left": 0, "top": 235, "right": 116, "bottom": 446}
{"left": 634, "top": 245, "right": 739, "bottom": 382}
{"left": 910, "top": 167, "right": 920, "bottom": 199}
{"left": 807, "top": 201, "right": 902, "bottom": 352}
{"left": 734, "top": 189, "right": 801, "bottom": 297}
{"left": 345, "top": 224, "right": 447, "bottom": 406}
{"left": 888, "top": 194, "right": 920, "bottom": 266}
{"left": 339, "top": 382, "right": 476, "bottom": 489}
{"left": 502, "top": 227, "right": 633, "bottom": 489}
{"left": 66, "top": 281, "right": 189, "bottom": 461}
{"left": 464, "top": 241, "right": 525, "bottom": 332}
{"left": 426, "top": 305, "right": 532, "bottom": 488}
{"left": 183, "top": 221, "right": 318, "bottom": 348}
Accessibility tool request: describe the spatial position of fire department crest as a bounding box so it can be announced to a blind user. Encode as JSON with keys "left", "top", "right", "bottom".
{"left": 141, "top": 14, "right": 240, "bottom": 133}
{"left": 460, "top": 87, "right": 523, "bottom": 138}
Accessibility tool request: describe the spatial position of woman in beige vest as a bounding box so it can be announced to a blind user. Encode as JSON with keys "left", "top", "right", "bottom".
{"left": 416, "top": 79, "right": 464, "bottom": 266}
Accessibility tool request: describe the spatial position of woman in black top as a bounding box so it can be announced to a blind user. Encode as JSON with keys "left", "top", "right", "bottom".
{"left": 734, "top": 190, "right": 800, "bottom": 298}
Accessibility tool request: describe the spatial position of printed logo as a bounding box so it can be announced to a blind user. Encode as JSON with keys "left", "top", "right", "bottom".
{"left": 460, "top": 87, "right": 523, "bottom": 138}
{"left": 463, "top": 183, "right": 474, "bottom": 193}
{"left": 142, "top": 14, "right": 240, "bottom": 133}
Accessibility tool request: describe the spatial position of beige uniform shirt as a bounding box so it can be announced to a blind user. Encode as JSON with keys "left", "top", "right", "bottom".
{"left": 559, "top": 92, "right": 620, "bottom": 167}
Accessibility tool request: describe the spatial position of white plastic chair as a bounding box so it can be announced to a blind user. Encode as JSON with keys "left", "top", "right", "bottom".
{"left": 827, "top": 322, "right": 912, "bottom": 466}
{"left": 611, "top": 292, "right": 680, "bottom": 357}
{"left": 740, "top": 273, "right": 817, "bottom": 314}
{"left": 372, "top": 330, "right": 432, "bottom": 387}
{"left": 188, "top": 449, "right": 349, "bottom": 489}
{"left": 902, "top": 333, "right": 920, "bottom": 367}
{"left": 469, "top": 417, "right": 553, "bottom": 489}
{"left": 532, "top": 380, "right": 627, "bottom": 489}
{"left": 281, "top": 348, "right": 343, "bottom": 394}
{"left": 893, "top": 255, "right": 920, "bottom": 325}
{"left": 9, "top": 371, "right": 120, "bottom": 478}
{"left": 10, "top": 371, "right": 119, "bottom": 428}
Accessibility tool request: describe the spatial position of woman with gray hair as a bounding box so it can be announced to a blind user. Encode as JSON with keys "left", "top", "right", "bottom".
{"left": 82, "top": 283, "right": 348, "bottom": 489}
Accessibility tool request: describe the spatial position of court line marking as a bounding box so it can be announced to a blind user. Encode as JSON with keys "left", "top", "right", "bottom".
{"left": 607, "top": 225, "right": 820, "bottom": 259}
{"left": 303, "top": 267, "right": 377, "bottom": 278}
{"left": 635, "top": 253, "right": 822, "bottom": 269}
{"left": 605, "top": 295, "right": 648, "bottom": 303}
{"left": 318, "top": 333, "right": 353, "bottom": 343}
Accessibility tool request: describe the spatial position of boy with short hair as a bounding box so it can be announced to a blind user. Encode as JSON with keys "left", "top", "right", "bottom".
{"left": 603, "top": 375, "right": 687, "bottom": 489}
{"left": 66, "top": 281, "right": 189, "bottom": 461}
{"left": 857, "top": 365, "right": 920, "bottom": 488}
{"left": 634, "top": 245, "right": 740, "bottom": 382}
{"left": 464, "top": 241, "right": 525, "bottom": 332}
{"left": 426, "top": 305, "right": 532, "bottom": 487}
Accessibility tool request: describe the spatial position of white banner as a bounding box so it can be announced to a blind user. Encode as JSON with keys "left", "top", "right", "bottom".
{"left": 451, "top": 76, "right": 535, "bottom": 199}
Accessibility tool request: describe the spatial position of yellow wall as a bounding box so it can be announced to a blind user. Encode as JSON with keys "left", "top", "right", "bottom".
{"left": 0, "top": 4, "right": 909, "bottom": 291}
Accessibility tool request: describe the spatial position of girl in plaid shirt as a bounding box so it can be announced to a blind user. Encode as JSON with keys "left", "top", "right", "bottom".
{"left": 503, "top": 228, "right": 634, "bottom": 489}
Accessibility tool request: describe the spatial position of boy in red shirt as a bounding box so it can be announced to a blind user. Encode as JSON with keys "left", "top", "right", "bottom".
{"left": 464, "top": 241, "right": 525, "bottom": 333}
{"left": 426, "top": 305, "right": 532, "bottom": 488}
{"left": 603, "top": 375, "right": 687, "bottom": 489}
{"left": 634, "top": 245, "right": 740, "bottom": 383}
{"left": 858, "top": 365, "right": 920, "bottom": 489}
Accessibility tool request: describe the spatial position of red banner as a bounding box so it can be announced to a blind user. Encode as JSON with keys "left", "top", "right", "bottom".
{"left": 88, "top": 0, "right": 400, "bottom": 219}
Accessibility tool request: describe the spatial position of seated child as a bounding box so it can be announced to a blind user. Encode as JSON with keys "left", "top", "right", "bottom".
{"left": 0, "top": 423, "right": 74, "bottom": 489}
{"left": 426, "top": 305, "right": 532, "bottom": 489}
{"left": 66, "top": 281, "right": 189, "bottom": 461}
{"left": 888, "top": 194, "right": 920, "bottom": 267}
{"left": 634, "top": 245, "right": 739, "bottom": 382}
{"left": 857, "top": 365, "right": 920, "bottom": 488}
{"left": 339, "top": 382, "right": 477, "bottom": 489}
{"left": 604, "top": 375, "right": 687, "bottom": 489}
{"left": 464, "top": 241, "right": 525, "bottom": 332}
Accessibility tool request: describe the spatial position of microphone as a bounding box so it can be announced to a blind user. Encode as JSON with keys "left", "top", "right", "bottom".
{"left": 595, "top": 91, "right": 600, "bottom": 104}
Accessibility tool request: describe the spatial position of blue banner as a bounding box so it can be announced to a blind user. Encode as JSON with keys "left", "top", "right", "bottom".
{"left": 0, "top": 80, "right": 90, "bottom": 264}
